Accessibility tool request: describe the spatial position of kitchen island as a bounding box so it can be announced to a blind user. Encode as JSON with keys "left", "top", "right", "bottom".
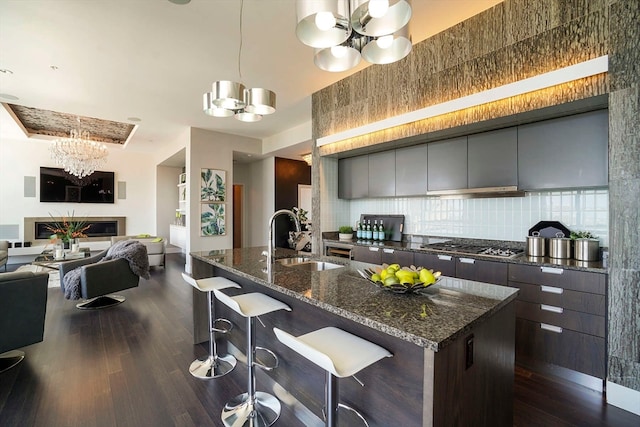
{"left": 191, "top": 247, "right": 519, "bottom": 426}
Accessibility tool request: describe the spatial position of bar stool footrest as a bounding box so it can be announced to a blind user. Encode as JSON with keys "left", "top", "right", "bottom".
{"left": 254, "top": 346, "right": 279, "bottom": 371}
{"left": 212, "top": 318, "right": 233, "bottom": 334}
{"left": 337, "top": 403, "right": 370, "bottom": 427}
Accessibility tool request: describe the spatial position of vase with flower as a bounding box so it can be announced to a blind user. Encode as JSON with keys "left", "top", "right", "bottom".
{"left": 46, "top": 211, "right": 91, "bottom": 251}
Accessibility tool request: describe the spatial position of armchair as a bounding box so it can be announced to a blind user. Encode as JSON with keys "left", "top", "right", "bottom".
{"left": 0, "top": 240, "right": 8, "bottom": 271}
{"left": 59, "top": 247, "right": 142, "bottom": 310}
{"left": 0, "top": 270, "right": 49, "bottom": 373}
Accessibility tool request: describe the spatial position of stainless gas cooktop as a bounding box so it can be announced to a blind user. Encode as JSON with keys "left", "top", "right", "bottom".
{"left": 420, "top": 242, "right": 524, "bottom": 259}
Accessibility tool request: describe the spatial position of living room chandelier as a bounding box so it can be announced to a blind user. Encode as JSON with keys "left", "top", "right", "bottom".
{"left": 50, "top": 117, "right": 108, "bottom": 178}
{"left": 296, "top": 0, "right": 412, "bottom": 72}
{"left": 202, "top": 0, "right": 276, "bottom": 122}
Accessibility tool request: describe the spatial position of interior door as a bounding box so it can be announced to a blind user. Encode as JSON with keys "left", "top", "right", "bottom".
{"left": 233, "top": 184, "right": 242, "bottom": 248}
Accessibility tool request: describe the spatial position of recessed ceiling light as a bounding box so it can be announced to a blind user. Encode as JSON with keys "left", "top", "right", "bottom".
{"left": 168, "top": 0, "right": 191, "bottom": 4}
{"left": 0, "top": 69, "right": 13, "bottom": 74}
{"left": 50, "top": 65, "right": 59, "bottom": 70}
{"left": 0, "top": 93, "right": 19, "bottom": 100}
{"left": 127, "top": 117, "right": 142, "bottom": 122}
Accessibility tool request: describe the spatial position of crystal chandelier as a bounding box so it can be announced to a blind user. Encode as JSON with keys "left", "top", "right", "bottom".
{"left": 296, "top": 0, "right": 412, "bottom": 72}
{"left": 202, "top": 0, "right": 276, "bottom": 122}
{"left": 50, "top": 117, "right": 108, "bottom": 178}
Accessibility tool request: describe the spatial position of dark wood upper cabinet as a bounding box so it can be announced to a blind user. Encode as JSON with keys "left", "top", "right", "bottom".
{"left": 338, "top": 156, "right": 369, "bottom": 199}
{"left": 468, "top": 127, "right": 518, "bottom": 188}
{"left": 427, "top": 137, "right": 468, "bottom": 192}
{"left": 395, "top": 144, "right": 428, "bottom": 196}
{"left": 368, "top": 151, "right": 396, "bottom": 197}
{"left": 517, "top": 110, "right": 608, "bottom": 191}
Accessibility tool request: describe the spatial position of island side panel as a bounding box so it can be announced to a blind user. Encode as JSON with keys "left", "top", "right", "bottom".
{"left": 211, "top": 264, "right": 425, "bottom": 427}
{"left": 424, "top": 301, "right": 515, "bottom": 426}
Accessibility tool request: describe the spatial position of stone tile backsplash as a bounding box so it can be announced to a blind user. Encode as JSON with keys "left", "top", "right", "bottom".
{"left": 346, "top": 189, "right": 609, "bottom": 246}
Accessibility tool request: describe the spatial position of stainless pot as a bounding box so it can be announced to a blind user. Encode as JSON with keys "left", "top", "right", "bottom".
{"left": 574, "top": 238, "right": 599, "bottom": 261}
{"left": 526, "top": 231, "right": 546, "bottom": 257}
{"left": 549, "top": 232, "right": 572, "bottom": 259}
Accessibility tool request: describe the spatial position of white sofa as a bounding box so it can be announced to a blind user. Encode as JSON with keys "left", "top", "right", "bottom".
{"left": 110, "top": 235, "right": 165, "bottom": 267}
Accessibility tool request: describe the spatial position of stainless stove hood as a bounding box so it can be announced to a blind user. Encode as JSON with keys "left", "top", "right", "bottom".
{"left": 426, "top": 186, "right": 525, "bottom": 199}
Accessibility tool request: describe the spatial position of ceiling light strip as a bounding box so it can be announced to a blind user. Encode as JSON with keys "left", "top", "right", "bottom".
{"left": 317, "top": 55, "right": 609, "bottom": 147}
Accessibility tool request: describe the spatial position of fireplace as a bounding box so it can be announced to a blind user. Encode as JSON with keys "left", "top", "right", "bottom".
{"left": 35, "top": 221, "right": 119, "bottom": 239}
{"left": 24, "top": 216, "right": 126, "bottom": 243}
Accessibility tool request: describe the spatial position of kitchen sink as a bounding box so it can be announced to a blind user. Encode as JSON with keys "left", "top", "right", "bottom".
{"left": 276, "top": 257, "right": 344, "bottom": 271}
{"left": 276, "top": 256, "right": 312, "bottom": 265}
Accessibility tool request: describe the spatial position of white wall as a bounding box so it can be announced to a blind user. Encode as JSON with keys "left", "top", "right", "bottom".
{"left": 247, "top": 158, "right": 275, "bottom": 247}
{"left": 0, "top": 134, "right": 158, "bottom": 241}
{"left": 319, "top": 157, "right": 350, "bottom": 233}
{"left": 157, "top": 165, "right": 182, "bottom": 241}
{"left": 187, "top": 128, "right": 261, "bottom": 253}
{"left": 232, "top": 162, "right": 251, "bottom": 248}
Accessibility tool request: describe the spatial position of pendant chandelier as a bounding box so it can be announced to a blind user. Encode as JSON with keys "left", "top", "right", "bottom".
{"left": 50, "top": 117, "right": 108, "bottom": 178}
{"left": 296, "top": 0, "right": 412, "bottom": 72}
{"left": 203, "top": 0, "right": 276, "bottom": 122}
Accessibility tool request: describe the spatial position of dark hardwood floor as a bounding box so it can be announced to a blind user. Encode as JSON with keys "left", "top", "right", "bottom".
{"left": 1, "top": 253, "right": 638, "bottom": 426}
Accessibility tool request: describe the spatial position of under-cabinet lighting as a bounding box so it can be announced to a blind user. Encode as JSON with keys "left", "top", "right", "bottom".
{"left": 317, "top": 55, "right": 609, "bottom": 147}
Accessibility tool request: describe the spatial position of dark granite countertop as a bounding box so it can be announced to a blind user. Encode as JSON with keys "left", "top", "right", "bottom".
{"left": 191, "top": 246, "right": 519, "bottom": 352}
{"left": 322, "top": 233, "right": 607, "bottom": 273}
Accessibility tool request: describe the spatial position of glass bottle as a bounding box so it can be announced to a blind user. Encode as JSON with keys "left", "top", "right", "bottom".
{"left": 373, "top": 220, "right": 379, "bottom": 240}
{"left": 356, "top": 221, "right": 362, "bottom": 239}
{"left": 378, "top": 220, "right": 385, "bottom": 241}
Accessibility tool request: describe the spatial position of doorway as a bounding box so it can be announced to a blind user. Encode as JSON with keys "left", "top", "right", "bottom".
{"left": 233, "top": 184, "right": 243, "bottom": 248}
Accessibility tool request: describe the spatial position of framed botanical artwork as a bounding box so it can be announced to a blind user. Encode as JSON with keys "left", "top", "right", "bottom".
{"left": 200, "top": 203, "right": 226, "bottom": 236}
{"left": 201, "top": 168, "right": 226, "bottom": 202}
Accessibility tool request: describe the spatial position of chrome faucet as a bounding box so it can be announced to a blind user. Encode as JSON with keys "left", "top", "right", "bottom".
{"left": 266, "top": 209, "right": 301, "bottom": 265}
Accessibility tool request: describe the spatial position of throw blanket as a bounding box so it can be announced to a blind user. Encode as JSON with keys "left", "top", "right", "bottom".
{"left": 63, "top": 240, "right": 150, "bottom": 300}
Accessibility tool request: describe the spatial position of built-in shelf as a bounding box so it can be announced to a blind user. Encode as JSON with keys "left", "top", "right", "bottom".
{"left": 174, "top": 173, "right": 187, "bottom": 227}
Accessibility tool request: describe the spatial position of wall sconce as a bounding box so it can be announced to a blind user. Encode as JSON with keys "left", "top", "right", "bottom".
{"left": 302, "top": 153, "right": 312, "bottom": 165}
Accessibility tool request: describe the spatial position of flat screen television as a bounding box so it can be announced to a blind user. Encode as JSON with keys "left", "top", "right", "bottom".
{"left": 40, "top": 167, "right": 115, "bottom": 203}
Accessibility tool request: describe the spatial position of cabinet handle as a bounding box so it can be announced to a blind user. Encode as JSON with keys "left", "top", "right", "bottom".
{"left": 459, "top": 258, "right": 475, "bottom": 264}
{"left": 540, "top": 304, "right": 564, "bottom": 314}
{"left": 541, "top": 266, "right": 564, "bottom": 275}
{"left": 368, "top": 247, "right": 379, "bottom": 252}
{"left": 437, "top": 254, "right": 453, "bottom": 261}
{"left": 382, "top": 248, "right": 394, "bottom": 254}
{"left": 540, "top": 323, "right": 563, "bottom": 333}
{"left": 540, "top": 285, "right": 563, "bottom": 295}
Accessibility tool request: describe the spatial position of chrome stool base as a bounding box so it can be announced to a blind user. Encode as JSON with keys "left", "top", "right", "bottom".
{"left": 189, "top": 353, "right": 237, "bottom": 379}
{"left": 0, "top": 350, "right": 25, "bottom": 373}
{"left": 221, "top": 391, "right": 281, "bottom": 427}
{"left": 76, "top": 295, "right": 125, "bottom": 310}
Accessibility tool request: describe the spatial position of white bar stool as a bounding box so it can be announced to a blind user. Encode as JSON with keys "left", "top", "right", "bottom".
{"left": 181, "top": 273, "right": 240, "bottom": 379}
{"left": 213, "top": 290, "right": 291, "bottom": 427}
{"left": 273, "top": 326, "right": 392, "bottom": 427}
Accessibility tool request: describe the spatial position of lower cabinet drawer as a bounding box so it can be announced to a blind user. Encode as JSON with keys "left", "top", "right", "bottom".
{"left": 516, "top": 318, "right": 605, "bottom": 379}
{"left": 413, "top": 252, "right": 456, "bottom": 277}
{"left": 456, "top": 258, "right": 508, "bottom": 286}
{"left": 381, "top": 248, "right": 414, "bottom": 267}
{"left": 516, "top": 300, "right": 605, "bottom": 337}
{"left": 510, "top": 281, "right": 606, "bottom": 316}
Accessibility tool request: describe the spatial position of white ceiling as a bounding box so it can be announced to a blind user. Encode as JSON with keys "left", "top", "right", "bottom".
{"left": 0, "top": 0, "right": 502, "bottom": 163}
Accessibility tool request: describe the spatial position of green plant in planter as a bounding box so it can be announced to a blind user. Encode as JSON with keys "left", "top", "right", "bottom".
{"left": 570, "top": 230, "right": 597, "bottom": 239}
{"left": 339, "top": 226, "right": 353, "bottom": 234}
